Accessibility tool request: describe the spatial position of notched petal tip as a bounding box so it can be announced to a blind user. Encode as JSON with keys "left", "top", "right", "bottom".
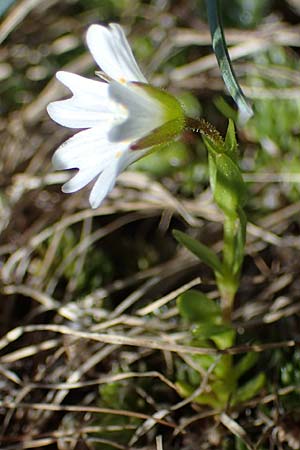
{"left": 47, "top": 101, "right": 63, "bottom": 124}
{"left": 55, "top": 71, "right": 76, "bottom": 91}
{"left": 89, "top": 165, "right": 118, "bottom": 209}
{"left": 52, "top": 148, "right": 69, "bottom": 171}
{"left": 86, "top": 23, "right": 107, "bottom": 48}
{"left": 46, "top": 102, "right": 54, "bottom": 117}
{"left": 86, "top": 22, "right": 147, "bottom": 83}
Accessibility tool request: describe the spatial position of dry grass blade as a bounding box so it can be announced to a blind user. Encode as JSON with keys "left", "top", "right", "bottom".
{"left": 25, "top": 371, "right": 177, "bottom": 391}
{"left": 219, "top": 413, "right": 254, "bottom": 450}
{"left": 0, "top": 339, "right": 59, "bottom": 363}
{"left": 137, "top": 276, "right": 201, "bottom": 316}
{"left": 0, "top": 401, "right": 176, "bottom": 428}
{"left": 0, "top": 323, "right": 297, "bottom": 357}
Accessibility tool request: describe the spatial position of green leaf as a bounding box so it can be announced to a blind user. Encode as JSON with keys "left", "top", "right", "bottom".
{"left": 234, "top": 352, "right": 259, "bottom": 380}
{"left": 212, "top": 378, "right": 233, "bottom": 405}
{"left": 204, "top": 131, "right": 247, "bottom": 215}
{"left": 192, "top": 323, "right": 234, "bottom": 347}
{"left": 193, "top": 354, "right": 217, "bottom": 371}
{"left": 177, "top": 289, "right": 221, "bottom": 323}
{"left": 205, "top": 0, "right": 253, "bottom": 121}
{"left": 173, "top": 229, "right": 223, "bottom": 274}
{"left": 210, "top": 330, "right": 236, "bottom": 350}
{"left": 233, "top": 372, "right": 266, "bottom": 404}
{"left": 213, "top": 354, "right": 233, "bottom": 379}
{"left": 206, "top": 146, "right": 247, "bottom": 216}
{"left": 176, "top": 381, "right": 220, "bottom": 408}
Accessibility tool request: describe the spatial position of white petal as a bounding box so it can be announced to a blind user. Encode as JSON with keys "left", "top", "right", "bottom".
{"left": 89, "top": 164, "right": 119, "bottom": 208}
{"left": 108, "top": 81, "right": 164, "bottom": 142}
{"left": 53, "top": 126, "right": 111, "bottom": 170}
{"left": 62, "top": 169, "right": 98, "bottom": 193}
{"left": 47, "top": 71, "right": 122, "bottom": 129}
{"left": 86, "top": 23, "right": 147, "bottom": 83}
{"left": 88, "top": 146, "right": 147, "bottom": 208}
{"left": 52, "top": 126, "right": 129, "bottom": 194}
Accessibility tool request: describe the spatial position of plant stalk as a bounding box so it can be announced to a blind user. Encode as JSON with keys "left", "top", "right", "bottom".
{"left": 218, "top": 214, "right": 239, "bottom": 322}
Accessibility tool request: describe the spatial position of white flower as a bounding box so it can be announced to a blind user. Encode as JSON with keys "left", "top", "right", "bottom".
{"left": 47, "top": 23, "right": 185, "bottom": 208}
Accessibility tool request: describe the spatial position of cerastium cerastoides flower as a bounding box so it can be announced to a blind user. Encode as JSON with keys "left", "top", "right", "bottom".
{"left": 47, "top": 23, "right": 186, "bottom": 208}
{"left": 47, "top": 20, "right": 261, "bottom": 407}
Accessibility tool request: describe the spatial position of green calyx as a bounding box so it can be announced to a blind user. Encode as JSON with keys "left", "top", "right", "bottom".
{"left": 130, "top": 83, "right": 186, "bottom": 150}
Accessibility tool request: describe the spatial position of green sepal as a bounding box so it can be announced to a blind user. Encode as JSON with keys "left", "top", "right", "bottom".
{"left": 128, "top": 82, "right": 185, "bottom": 150}
{"left": 173, "top": 229, "right": 223, "bottom": 275}
{"left": 224, "top": 118, "right": 238, "bottom": 161}
{"left": 177, "top": 289, "right": 221, "bottom": 323}
{"left": 137, "top": 83, "right": 185, "bottom": 124}
{"left": 131, "top": 118, "right": 185, "bottom": 150}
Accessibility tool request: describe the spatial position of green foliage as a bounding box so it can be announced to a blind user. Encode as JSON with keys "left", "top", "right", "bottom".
{"left": 243, "top": 47, "right": 300, "bottom": 204}
{"left": 75, "top": 247, "right": 114, "bottom": 296}
{"left": 276, "top": 350, "right": 300, "bottom": 414}
{"left": 94, "top": 381, "right": 142, "bottom": 450}
{"left": 173, "top": 230, "right": 223, "bottom": 274}
{"left": 40, "top": 229, "right": 114, "bottom": 297}
{"left": 205, "top": 121, "right": 247, "bottom": 216}
{"left": 3, "top": 0, "right": 300, "bottom": 448}
{"left": 205, "top": 0, "right": 253, "bottom": 120}
{"left": 176, "top": 289, "right": 266, "bottom": 408}
{"left": 208, "top": 150, "right": 247, "bottom": 216}
{"left": 178, "top": 289, "right": 221, "bottom": 322}
{"left": 174, "top": 121, "right": 247, "bottom": 318}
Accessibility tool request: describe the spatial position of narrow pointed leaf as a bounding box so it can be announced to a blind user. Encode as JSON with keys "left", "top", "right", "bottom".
{"left": 233, "top": 372, "right": 266, "bottom": 404}
{"left": 225, "top": 119, "right": 238, "bottom": 160}
{"left": 205, "top": 0, "right": 253, "bottom": 121}
{"left": 173, "top": 229, "right": 223, "bottom": 274}
{"left": 234, "top": 352, "right": 259, "bottom": 380}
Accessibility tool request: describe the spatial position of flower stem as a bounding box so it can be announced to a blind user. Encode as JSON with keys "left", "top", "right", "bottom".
{"left": 217, "top": 214, "right": 239, "bottom": 323}
{"left": 223, "top": 214, "right": 237, "bottom": 273}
